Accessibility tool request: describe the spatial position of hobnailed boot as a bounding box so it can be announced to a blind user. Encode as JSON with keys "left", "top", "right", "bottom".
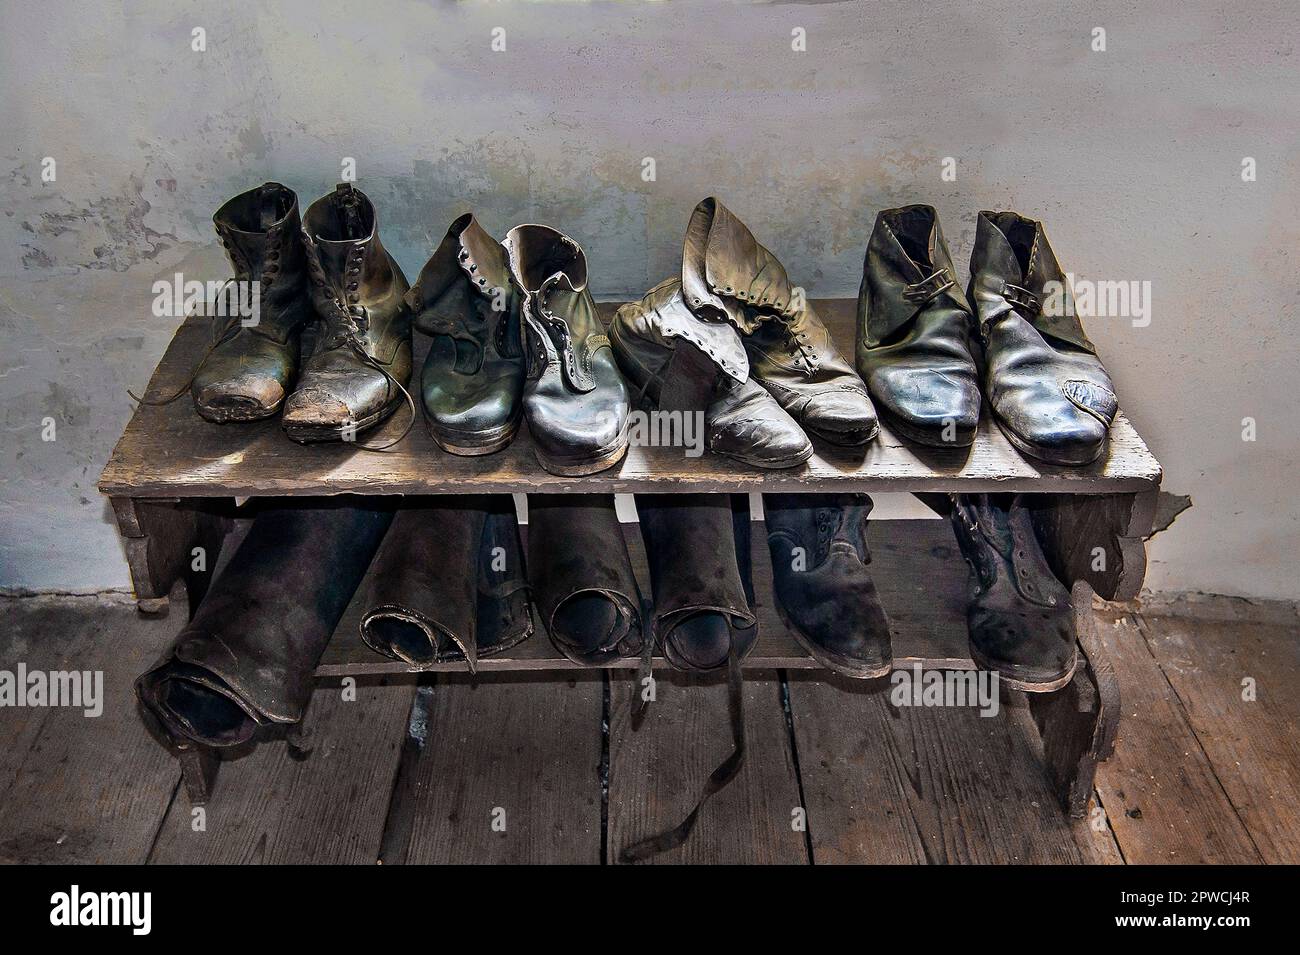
{"left": 406, "top": 215, "right": 525, "bottom": 454}
{"left": 135, "top": 500, "right": 393, "bottom": 749}
{"left": 619, "top": 493, "right": 756, "bottom": 863}
{"left": 192, "top": 182, "right": 313, "bottom": 422}
{"left": 282, "top": 183, "right": 414, "bottom": 444}
{"left": 764, "top": 493, "right": 892, "bottom": 678}
{"left": 611, "top": 278, "right": 812, "bottom": 469}
{"left": 856, "top": 205, "right": 981, "bottom": 448}
{"left": 359, "top": 496, "right": 532, "bottom": 670}
{"left": 970, "top": 211, "right": 1117, "bottom": 466}
{"left": 949, "top": 493, "right": 1077, "bottom": 691}
{"left": 681, "top": 198, "right": 878, "bottom": 446}
{"left": 634, "top": 494, "right": 757, "bottom": 670}
{"left": 527, "top": 494, "right": 643, "bottom": 665}
{"left": 504, "top": 225, "right": 630, "bottom": 475}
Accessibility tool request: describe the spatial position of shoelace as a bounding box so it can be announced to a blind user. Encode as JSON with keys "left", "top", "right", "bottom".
{"left": 318, "top": 297, "right": 415, "bottom": 453}
{"left": 619, "top": 643, "right": 745, "bottom": 862}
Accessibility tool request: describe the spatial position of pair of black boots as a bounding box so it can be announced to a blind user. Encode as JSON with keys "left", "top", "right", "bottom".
{"left": 191, "top": 182, "right": 414, "bottom": 446}
{"left": 858, "top": 206, "right": 1118, "bottom": 466}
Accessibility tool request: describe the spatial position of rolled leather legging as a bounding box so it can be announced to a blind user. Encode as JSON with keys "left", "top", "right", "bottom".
{"left": 527, "top": 494, "right": 643, "bottom": 665}
{"left": 634, "top": 493, "right": 757, "bottom": 670}
{"left": 135, "top": 499, "right": 394, "bottom": 749}
{"left": 359, "top": 495, "right": 531, "bottom": 670}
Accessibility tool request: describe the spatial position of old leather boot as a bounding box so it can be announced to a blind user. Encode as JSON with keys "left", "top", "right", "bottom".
{"left": 856, "top": 205, "right": 981, "bottom": 447}
{"left": 764, "top": 493, "right": 892, "bottom": 678}
{"left": 611, "top": 278, "right": 812, "bottom": 468}
{"left": 282, "top": 183, "right": 414, "bottom": 444}
{"left": 406, "top": 215, "right": 525, "bottom": 454}
{"left": 504, "top": 225, "right": 630, "bottom": 475}
{"left": 135, "top": 500, "right": 393, "bottom": 748}
{"left": 192, "top": 182, "right": 313, "bottom": 422}
{"left": 359, "top": 496, "right": 531, "bottom": 670}
{"left": 949, "top": 494, "right": 1077, "bottom": 691}
{"left": 970, "top": 211, "right": 1117, "bottom": 465}
{"left": 681, "top": 198, "right": 878, "bottom": 446}
{"left": 527, "top": 494, "right": 643, "bottom": 665}
{"left": 620, "top": 493, "right": 756, "bottom": 863}
{"left": 635, "top": 494, "right": 757, "bottom": 670}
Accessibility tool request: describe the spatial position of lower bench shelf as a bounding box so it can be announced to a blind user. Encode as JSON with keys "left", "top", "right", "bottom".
{"left": 172, "top": 514, "right": 1119, "bottom": 825}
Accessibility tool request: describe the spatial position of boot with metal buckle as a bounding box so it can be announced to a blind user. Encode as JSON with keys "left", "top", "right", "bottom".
{"left": 970, "top": 211, "right": 1117, "bottom": 466}
{"left": 856, "top": 204, "right": 981, "bottom": 447}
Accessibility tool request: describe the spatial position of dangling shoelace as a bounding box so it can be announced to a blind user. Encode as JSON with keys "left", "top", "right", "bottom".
{"left": 619, "top": 643, "right": 746, "bottom": 863}
{"left": 318, "top": 296, "right": 416, "bottom": 453}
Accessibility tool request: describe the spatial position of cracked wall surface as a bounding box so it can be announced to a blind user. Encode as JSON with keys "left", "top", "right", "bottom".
{"left": 1, "top": 0, "right": 1298, "bottom": 599}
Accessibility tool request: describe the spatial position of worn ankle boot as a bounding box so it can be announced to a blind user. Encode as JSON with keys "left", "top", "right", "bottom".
{"left": 611, "top": 278, "right": 812, "bottom": 468}
{"left": 856, "top": 205, "right": 981, "bottom": 447}
{"left": 764, "top": 493, "right": 892, "bottom": 678}
{"left": 950, "top": 493, "right": 1077, "bottom": 691}
{"left": 359, "top": 495, "right": 531, "bottom": 670}
{"left": 406, "top": 215, "right": 525, "bottom": 455}
{"left": 970, "top": 212, "right": 1117, "bottom": 466}
{"left": 635, "top": 493, "right": 757, "bottom": 670}
{"left": 192, "top": 182, "right": 313, "bottom": 422}
{"left": 527, "top": 494, "right": 643, "bottom": 665}
{"left": 135, "top": 500, "right": 393, "bottom": 748}
{"left": 282, "top": 183, "right": 413, "bottom": 444}
{"left": 681, "top": 198, "right": 878, "bottom": 446}
{"left": 504, "top": 225, "right": 630, "bottom": 475}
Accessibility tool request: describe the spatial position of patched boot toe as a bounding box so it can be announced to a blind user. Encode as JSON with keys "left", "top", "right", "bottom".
{"left": 800, "top": 389, "right": 879, "bottom": 445}
{"left": 193, "top": 373, "right": 287, "bottom": 423}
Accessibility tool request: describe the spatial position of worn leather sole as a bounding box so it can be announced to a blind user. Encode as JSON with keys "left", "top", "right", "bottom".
{"left": 532, "top": 421, "right": 631, "bottom": 476}
{"left": 282, "top": 395, "right": 402, "bottom": 444}
{"left": 969, "top": 641, "right": 1079, "bottom": 693}
{"left": 193, "top": 394, "right": 285, "bottom": 424}
{"left": 804, "top": 421, "right": 881, "bottom": 447}
{"left": 996, "top": 417, "right": 1107, "bottom": 467}
{"left": 427, "top": 412, "right": 521, "bottom": 456}
{"left": 714, "top": 443, "right": 814, "bottom": 470}
{"left": 877, "top": 405, "right": 976, "bottom": 449}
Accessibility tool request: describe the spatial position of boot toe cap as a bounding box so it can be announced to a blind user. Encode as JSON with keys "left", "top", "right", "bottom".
{"left": 801, "top": 390, "right": 879, "bottom": 445}
{"left": 281, "top": 388, "right": 353, "bottom": 427}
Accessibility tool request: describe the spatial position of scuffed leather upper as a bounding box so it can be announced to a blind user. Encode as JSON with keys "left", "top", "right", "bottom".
{"left": 407, "top": 214, "right": 524, "bottom": 440}
{"left": 504, "top": 224, "right": 629, "bottom": 464}
{"left": 681, "top": 197, "right": 876, "bottom": 444}
{"left": 949, "top": 494, "right": 1075, "bottom": 683}
{"left": 764, "top": 493, "right": 891, "bottom": 671}
{"left": 192, "top": 182, "right": 313, "bottom": 419}
{"left": 970, "top": 211, "right": 1116, "bottom": 463}
{"left": 286, "top": 183, "right": 412, "bottom": 428}
{"left": 855, "top": 205, "right": 981, "bottom": 441}
{"left": 611, "top": 279, "right": 810, "bottom": 467}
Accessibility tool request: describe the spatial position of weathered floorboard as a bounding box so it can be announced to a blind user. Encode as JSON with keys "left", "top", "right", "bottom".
{"left": 148, "top": 675, "right": 415, "bottom": 864}
{"left": 382, "top": 672, "right": 604, "bottom": 864}
{"left": 1090, "top": 609, "right": 1263, "bottom": 864}
{"left": 608, "top": 670, "right": 808, "bottom": 864}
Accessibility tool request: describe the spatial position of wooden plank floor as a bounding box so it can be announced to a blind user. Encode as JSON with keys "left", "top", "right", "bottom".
{"left": 0, "top": 588, "right": 1295, "bottom": 864}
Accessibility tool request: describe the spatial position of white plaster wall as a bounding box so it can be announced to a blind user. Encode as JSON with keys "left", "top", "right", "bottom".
{"left": 1, "top": 0, "right": 1296, "bottom": 598}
